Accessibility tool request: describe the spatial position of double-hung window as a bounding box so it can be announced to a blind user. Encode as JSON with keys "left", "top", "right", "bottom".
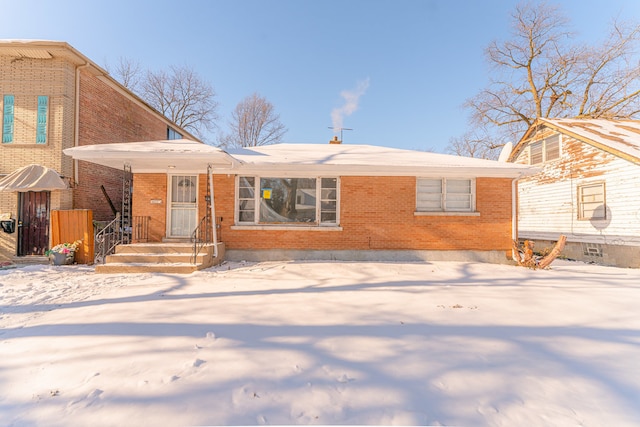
{"left": 578, "top": 182, "right": 606, "bottom": 220}
{"left": 529, "top": 134, "right": 560, "bottom": 165}
{"left": 237, "top": 176, "right": 339, "bottom": 226}
{"left": 416, "top": 178, "right": 475, "bottom": 213}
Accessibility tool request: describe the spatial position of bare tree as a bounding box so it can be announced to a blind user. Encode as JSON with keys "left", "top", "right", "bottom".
{"left": 450, "top": 2, "right": 640, "bottom": 157}
{"left": 139, "top": 65, "right": 218, "bottom": 140}
{"left": 447, "top": 128, "right": 502, "bottom": 160}
{"left": 106, "top": 56, "right": 143, "bottom": 93}
{"left": 219, "top": 93, "right": 287, "bottom": 148}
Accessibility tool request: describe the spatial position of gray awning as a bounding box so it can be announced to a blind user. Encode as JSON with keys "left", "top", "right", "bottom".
{"left": 0, "top": 164, "right": 68, "bottom": 192}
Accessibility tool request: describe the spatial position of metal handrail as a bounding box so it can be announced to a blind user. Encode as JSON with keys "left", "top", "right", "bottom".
{"left": 94, "top": 213, "right": 122, "bottom": 264}
{"left": 191, "top": 214, "right": 212, "bottom": 264}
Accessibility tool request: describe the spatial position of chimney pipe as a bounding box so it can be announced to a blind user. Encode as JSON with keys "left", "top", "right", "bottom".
{"left": 329, "top": 136, "right": 341, "bottom": 144}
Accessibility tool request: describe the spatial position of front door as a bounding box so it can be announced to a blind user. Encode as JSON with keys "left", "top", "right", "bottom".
{"left": 168, "top": 175, "right": 198, "bottom": 238}
{"left": 17, "top": 191, "right": 50, "bottom": 256}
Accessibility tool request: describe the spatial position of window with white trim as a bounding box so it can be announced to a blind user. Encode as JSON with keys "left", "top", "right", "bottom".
{"left": 237, "top": 176, "right": 339, "bottom": 225}
{"left": 578, "top": 182, "right": 606, "bottom": 220}
{"left": 529, "top": 134, "right": 560, "bottom": 165}
{"left": 416, "top": 178, "right": 475, "bottom": 212}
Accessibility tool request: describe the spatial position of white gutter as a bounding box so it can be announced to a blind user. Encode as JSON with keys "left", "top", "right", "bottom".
{"left": 208, "top": 164, "right": 218, "bottom": 258}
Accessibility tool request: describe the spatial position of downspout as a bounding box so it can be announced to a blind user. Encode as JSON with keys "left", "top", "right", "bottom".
{"left": 208, "top": 164, "right": 218, "bottom": 258}
{"left": 511, "top": 175, "right": 520, "bottom": 262}
{"left": 74, "top": 63, "right": 89, "bottom": 185}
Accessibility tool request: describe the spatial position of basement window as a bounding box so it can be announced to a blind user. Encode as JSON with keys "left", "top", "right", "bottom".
{"left": 582, "top": 242, "right": 603, "bottom": 257}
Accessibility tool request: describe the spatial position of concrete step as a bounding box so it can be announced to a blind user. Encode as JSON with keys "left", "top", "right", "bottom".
{"left": 95, "top": 242, "right": 225, "bottom": 274}
{"left": 105, "top": 252, "right": 206, "bottom": 264}
{"left": 95, "top": 262, "right": 201, "bottom": 274}
{"left": 115, "top": 243, "right": 195, "bottom": 255}
{"left": 12, "top": 256, "right": 49, "bottom": 265}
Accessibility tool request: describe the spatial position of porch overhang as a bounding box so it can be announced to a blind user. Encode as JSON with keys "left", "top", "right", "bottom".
{"left": 63, "top": 139, "right": 238, "bottom": 173}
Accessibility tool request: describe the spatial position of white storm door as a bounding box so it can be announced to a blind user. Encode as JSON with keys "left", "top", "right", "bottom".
{"left": 168, "top": 175, "right": 198, "bottom": 238}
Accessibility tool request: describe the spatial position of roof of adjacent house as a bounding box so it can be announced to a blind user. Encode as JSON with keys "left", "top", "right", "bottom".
{"left": 511, "top": 118, "right": 640, "bottom": 164}
{"left": 65, "top": 140, "right": 535, "bottom": 178}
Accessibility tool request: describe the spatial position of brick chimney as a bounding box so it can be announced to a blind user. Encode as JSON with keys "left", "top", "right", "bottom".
{"left": 329, "top": 136, "right": 342, "bottom": 144}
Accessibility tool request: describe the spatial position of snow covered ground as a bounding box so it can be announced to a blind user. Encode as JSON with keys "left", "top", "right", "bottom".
{"left": 1, "top": 259, "right": 639, "bottom": 426}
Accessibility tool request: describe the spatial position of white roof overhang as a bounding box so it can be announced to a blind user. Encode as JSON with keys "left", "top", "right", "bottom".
{"left": 63, "top": 139, "right": 238, "bottom": 173}
{"left": 63, "top": 141, "right": 536, "bottom": 178}
{"left": 229, "top": 144, "right": 536, "bottom": 178}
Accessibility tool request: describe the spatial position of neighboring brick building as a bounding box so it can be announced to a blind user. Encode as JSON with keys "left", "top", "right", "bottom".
{"left": 0, "top": 40, "right": 195, "bottom": 261}
{"left": 66, "top": 139, "right": 535, "bottom": 264}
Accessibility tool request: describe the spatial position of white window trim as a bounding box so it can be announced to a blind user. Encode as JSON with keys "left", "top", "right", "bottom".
{"left": 235, "top": 175, "right": 340, "bottom": 227}
{"left": 415, "top": 177, "right": 477, "bottom": 214}
{"left": 231, "top": 225, "right": 343, "bottom": 231}
{"left": 414, "top": 211, "right": 480, "bottom": 217}
{"left": 577, "top": 181, "right": 606, "bottom": 221}
{"left": 529, "top": 133, "right": 562, "bottom": 165}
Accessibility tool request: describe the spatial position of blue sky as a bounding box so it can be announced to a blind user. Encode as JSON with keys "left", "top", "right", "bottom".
{"left": 2, "top": 0, "right": 639, "bottom": 151}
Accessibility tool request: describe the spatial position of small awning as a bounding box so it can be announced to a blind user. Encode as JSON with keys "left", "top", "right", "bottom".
{"left": 0, "top": 164, "right": 68, "bottom": 192}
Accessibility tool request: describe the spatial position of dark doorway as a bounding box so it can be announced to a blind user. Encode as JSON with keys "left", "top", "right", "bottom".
{"left": 17, "top": 191, "right": 50, "bottom": 256}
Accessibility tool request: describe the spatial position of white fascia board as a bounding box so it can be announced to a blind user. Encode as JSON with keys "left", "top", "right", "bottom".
{"left": 230, "top": 164, "right": 534, "bottom": 178}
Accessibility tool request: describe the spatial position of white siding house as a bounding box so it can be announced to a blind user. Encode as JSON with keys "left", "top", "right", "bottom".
{"left": 509, "top": 118, "right": 640, "bottom": 268}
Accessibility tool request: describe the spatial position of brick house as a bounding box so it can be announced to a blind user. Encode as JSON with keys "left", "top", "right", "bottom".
{"left": 509, "top": 118, "right": 640, "bottom": 268}
{"left": 65, "top": 138, "right": 535, "bottom": 269}
{"left": 0, "top": 40, "right": 195, "bottom": 261}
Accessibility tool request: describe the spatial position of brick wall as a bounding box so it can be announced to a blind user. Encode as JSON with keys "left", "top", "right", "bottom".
{"left": 134, "top": 174, "right": 514, "bottom": 252}
{"left": 0, "top": 44, "right": 189, "bottom": 259}
{"left": 0, "top": 55, "right": 76, "bottom": 259}
{"left": 0, "top": 55, "right": 75, "bottom": 204}
{"left": 74, "top": 69, "right": 171, "bottom": 221}
{"left": 131, "top": 174, "right": 168, "bottom": 242}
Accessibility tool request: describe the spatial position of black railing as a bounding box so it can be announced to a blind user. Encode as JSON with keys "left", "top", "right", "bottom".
{"left": 121, "top": 163, "right": 133, "bottom": 244}
{"left": 191, "top": 214, "right": 212, "bottom": 264}
{"left": 94, "top": 213, "right": 122, "bottom": 264}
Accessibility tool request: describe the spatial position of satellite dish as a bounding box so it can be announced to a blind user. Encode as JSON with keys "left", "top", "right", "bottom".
{"left": 498, "top": 141, "right": 513, "bottom": 162}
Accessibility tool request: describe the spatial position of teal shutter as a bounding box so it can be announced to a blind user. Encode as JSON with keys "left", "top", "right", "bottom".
{"left": 2, "top": 95, "right": 14, "bottom": 144}
{"left": 36, "top": 96, "right": 48, "bottom": 144}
